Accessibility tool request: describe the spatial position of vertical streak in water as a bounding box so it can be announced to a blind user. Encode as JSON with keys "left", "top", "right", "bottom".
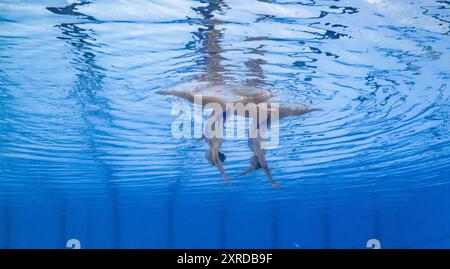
{"left": 271, "top": 201, "right": 279, "bottom": 248}
{"left": 59, "top": 197, "right": 66, "bottom": 248}
{"left": 46, "top": 2, "right": 119, "bottom": 248}
{"left": 2, "top": 194, "right": 11, "bottom": 248}
{"left": 219, "top": 200, "right": 227, "bottom": 247}
{"left": 373, "top": 180, "right": 381, "bottom": 243}
{"left": 322, "top": 188, "right": 331, "bottom": 248}
{"left": 0, "top": 72, "right": 11, "bottom": 248}
{"left": 322, "top": 210, "right": 331, "bottom": 248}
{"left": 166, "top": 178, "right": 178, "bottom": 248}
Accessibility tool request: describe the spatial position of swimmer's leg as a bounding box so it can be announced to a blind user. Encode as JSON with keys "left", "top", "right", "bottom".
{"left": 156, "top": 89, "right": 195, "bottom": 103}
{"left": 279, "top": 106, "right": 321, "bottom": 119}
{"left": 253, "top": 143, "right": 279, "bottom": 188}
{"left": 238, "top": 91, "right": 273, "bottom": 104}
{"left": 156, "top": 90, "right": 229, "bottom": 109}
{"left": 239, "top": 155, "right": 259, "bottom": 176}
{"left": 239, "top": 165, "right": 255, "bottom": 176}
{"left": 258, "top": 154, "right": 279, "bottom": 188}
{"left": 211, "top": 147, "right": 229, "bottom": 183}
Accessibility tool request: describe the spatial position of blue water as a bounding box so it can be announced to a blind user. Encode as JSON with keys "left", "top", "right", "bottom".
{"left": 1, "top": 0, "right": 450, "bottom": 249}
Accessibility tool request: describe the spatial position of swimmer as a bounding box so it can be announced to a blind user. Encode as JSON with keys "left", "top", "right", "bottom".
{"left": 157, "top": 88, "right": 271, "bottom": 182}
{"left": 157, "top": 88, "right": 319, "bottom": 187}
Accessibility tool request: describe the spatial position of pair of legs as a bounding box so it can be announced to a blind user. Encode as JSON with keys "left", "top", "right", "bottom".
{"left": 238, "top": 103, "right": 319, "bottom": 188}
{"left": 157, "top": 87, "right": 272, "bottom": 182}
{"left": 240, "top": 135, "right": 279, "bottom": 188}
{"left": 203, "top": 109, "right": 229, "bottom": 182}
{"left": 205, "top": 107, "right": 279, "bottom": 188}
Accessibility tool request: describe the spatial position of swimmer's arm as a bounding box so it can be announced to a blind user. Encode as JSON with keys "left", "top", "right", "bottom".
{"left": 157, "top": 90, "right": 228, "bottom": 107}
{"left": 156, "top": 90, "right": 195, "bottom": 103}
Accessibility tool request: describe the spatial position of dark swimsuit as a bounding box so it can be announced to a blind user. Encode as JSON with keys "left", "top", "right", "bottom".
{"left": 249, "top": 113, "right": 271, "bottom": 149}
{"left": 256, "top": 113, "right": 271, "bottom": 129}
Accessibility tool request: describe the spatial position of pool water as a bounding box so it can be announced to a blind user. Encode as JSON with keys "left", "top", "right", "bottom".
{"left": 1, "top": 0, "right": 450, "bottom": 248}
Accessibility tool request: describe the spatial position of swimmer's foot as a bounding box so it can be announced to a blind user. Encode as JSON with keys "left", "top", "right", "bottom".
{"left": 155, "top": 90, "right": 170, "bottom": 95}
{"left": 222, "top": 174, "right": 231, "bottom": 185}
{"left": 271, "top": 182, "right": 280, "bottom": 189}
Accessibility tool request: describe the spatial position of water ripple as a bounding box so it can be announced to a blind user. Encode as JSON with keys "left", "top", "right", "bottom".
{"left": 0, "top": 0, "right": 449, "bottom": 211}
